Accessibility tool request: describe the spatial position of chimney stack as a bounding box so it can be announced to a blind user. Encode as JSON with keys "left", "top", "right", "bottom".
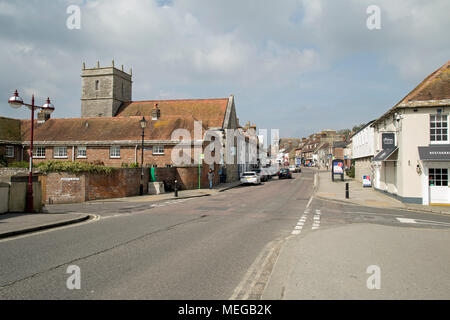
{"left": 37, "top": 110, "right": 50, "bottom": 123}
{"left": 151, "top": 103, "right": 160, "bottom": 120}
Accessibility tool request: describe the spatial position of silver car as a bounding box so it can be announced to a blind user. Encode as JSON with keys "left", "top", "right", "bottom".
{"left": 240, "top": 171, "right": 261, "bottom": 185}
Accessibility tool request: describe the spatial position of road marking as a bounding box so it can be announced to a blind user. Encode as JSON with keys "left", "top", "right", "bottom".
{"left": 306, "top": 196, "right": 313, "bottom": 209}
{"left": 396, "top": 217, "right": 450, "bottom": 227}
{"left": 291, "top": 230, "right": 302, "bottom": 235}
{"left": 294, "top": 226, "right": 303, "bottom": 230}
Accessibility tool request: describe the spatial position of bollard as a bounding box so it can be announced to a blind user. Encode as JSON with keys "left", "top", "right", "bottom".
{"left": 174, "top": 180, "right": 178, "bottom": 197}
{"left": 345, "top": 182, "right": 349, "bottom": 199}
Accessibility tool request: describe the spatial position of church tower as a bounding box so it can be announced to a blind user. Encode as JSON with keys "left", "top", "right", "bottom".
{"left": 81, "top": 60, "right": 132, "bottom": 117}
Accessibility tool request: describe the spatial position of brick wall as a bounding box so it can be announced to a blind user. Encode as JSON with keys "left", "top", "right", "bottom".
{"left": 43, "top": 168, "right": 149, "bottom": 204}
{"left": 155, "top": 164, "right": 220, "bottom": 191}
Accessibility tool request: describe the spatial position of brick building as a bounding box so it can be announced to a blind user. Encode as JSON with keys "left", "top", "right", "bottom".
{"left": 1, "top": 61, "right": 244, "bottom": 185}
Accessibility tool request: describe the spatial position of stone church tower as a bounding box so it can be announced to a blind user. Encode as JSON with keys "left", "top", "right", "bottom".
{"left": 81, "top": 61, "right": 132, "bottom": 117}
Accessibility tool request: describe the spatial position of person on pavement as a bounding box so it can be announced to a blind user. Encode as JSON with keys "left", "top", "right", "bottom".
{"left": 208, "top": 169, "right": 214, "bottom": 189}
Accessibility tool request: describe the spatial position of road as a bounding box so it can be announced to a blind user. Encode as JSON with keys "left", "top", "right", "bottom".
{"left": 0, "top": 168, "right": 449, "bottom": 299}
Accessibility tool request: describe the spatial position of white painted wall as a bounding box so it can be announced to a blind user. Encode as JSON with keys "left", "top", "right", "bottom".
{"left": 352, "top": 124, "right": 374, "bottom": 159}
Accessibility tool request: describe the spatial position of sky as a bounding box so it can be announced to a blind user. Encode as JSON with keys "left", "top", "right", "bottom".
{"left": 0, "top": 0, "right": 449, "bottom": 138}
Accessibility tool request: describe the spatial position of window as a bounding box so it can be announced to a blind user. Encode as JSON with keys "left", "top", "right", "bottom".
{"left": 34, "top": 147, "right": 46, "bottom": 158}
{"left": 429, "top": 168, "right": 448, "bottom": 186}
{"left": 77, "top": 146, "right": 87, "bottom": 158}
{"left": 54, "top": 147, "right": 67, "bottom": 158}
{"left": 153, "top": 145, "right": 164, "bottom": 155}
{"left": 430, "top": 114, "right": 448, "bottom": 143}
{"left": 95, "top": 80, "right": 99, "bottom": 91}
{"left": 110, "top": 146, "right": 121, "bottom": 158}
{"left": 5, "top": 146, "right": 14, "bottom": 158}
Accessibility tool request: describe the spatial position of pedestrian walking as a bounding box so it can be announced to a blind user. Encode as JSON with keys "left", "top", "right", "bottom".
{"left": 208, "top": 169, "right": 214, "bottom": 189}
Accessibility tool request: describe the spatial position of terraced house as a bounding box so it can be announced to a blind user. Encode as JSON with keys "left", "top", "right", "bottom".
{"left": 1, "top": 61, "right": 244, "bottom": 186}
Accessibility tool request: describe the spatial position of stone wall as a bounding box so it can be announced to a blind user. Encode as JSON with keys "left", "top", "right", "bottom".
{"left": 0, "top": 168, "right": 29, "bottom": 183}
{"left": 354, "top": 157, "right": 374, "bottom": 183}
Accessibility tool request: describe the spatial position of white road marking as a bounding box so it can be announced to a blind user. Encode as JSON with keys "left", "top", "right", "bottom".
{"left": 294, "top": 226, "right": 303, "bottom": 230}
{"left": 291, "top": 230, "right": 302, "bottom": 235}
{"left": 396, "top": 218, "right": 416, "bottom": 224}
{"left": 306, "top": 196, "right": 313, "bottom": 209}
{"left": 396, "top": 217, "right": 450, "bottom": 227}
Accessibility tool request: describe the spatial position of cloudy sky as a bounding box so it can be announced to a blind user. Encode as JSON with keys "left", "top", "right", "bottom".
{"left": 1, "top": 0, "right": 449, "bottom": 138}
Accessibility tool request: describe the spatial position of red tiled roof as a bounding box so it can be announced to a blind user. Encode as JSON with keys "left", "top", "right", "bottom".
{"left": 116, "top": 98, "right": 229, "bottom": 128}
{"left": 20, "top": 116, "right": 212, "bottom": 143}
{"left": 373, "top": 61, "right": 450, "bottom": 126}
{"left": 399, "top": 61, "right": 450, "bottom": 103}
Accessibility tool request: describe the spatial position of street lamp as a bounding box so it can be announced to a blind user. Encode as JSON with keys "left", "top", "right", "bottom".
{"left": 8, "top": 90, "right": 55, "bottom": 212}
{"left": 139, "top": 116, "right": 147, "bottom": 195}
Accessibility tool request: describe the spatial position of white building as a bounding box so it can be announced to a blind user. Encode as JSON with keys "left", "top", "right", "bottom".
{"left": 351, "top": 120, "right": 375, "bottom": 182}
{"left": 371, "top": 61, "right": 450, "bottom": 205}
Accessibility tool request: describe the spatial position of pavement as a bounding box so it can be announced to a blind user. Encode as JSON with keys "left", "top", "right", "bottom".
{"left": 91, "top": 180, "right": 242, "bottom": 203}
{"left": 0, "top": 180, "right": 242, "bottom": 240}
{"left": 315, "top": 169, "right": 450, "bottom": 215}
{"left": 0, "top": 213, "right": 90, "bottom": 239}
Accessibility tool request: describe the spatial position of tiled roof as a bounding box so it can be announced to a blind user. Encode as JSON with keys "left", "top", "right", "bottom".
{"left": 20, "top": 116, "right": 211, "bottom": 143}
{"left": 0, "top": 117, "right": 22, "bottom": 142}
{"left": 373, "top": 61, "right": 450, "bottom": 126}
{"left": 116, "top": 98, "right": 229, "bottom": 128}
{"left": 399, "top": 61, "right": 450, "bottom": 103}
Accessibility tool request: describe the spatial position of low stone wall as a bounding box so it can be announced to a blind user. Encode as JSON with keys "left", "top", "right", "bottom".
{"left": 0, "top": 168, "right": 29, "bottom": 183}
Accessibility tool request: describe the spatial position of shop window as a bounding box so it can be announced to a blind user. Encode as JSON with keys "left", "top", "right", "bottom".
{"left": 429, "top": 168, "right": 448, "bottom": 186}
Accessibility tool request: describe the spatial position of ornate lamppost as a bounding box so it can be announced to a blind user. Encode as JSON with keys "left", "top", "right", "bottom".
{"left": 139, "top": 116, "right": 147, "bottom": 195}
{"left": 8, "top": 90, "right": 55, "bottom": 212}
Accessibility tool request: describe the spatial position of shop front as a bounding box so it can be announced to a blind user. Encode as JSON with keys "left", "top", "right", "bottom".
{"left": 418, "top": 145, "right": 450, "bottom": 205}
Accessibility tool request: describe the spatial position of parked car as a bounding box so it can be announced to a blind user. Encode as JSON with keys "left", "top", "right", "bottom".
{"left": 241, "top": 171, "right": 261, "bottom": 185}
{"left": 289, "top": 165, "right": 296, "bottom": 173}
{"left": 296, "top": 166, "right": 302, "bottom": 173}
{"left": 278, "top": 168, "right": 292, "bottom": 179}
{"left": 251, "top": 168, "right": 268, "bottom": 182}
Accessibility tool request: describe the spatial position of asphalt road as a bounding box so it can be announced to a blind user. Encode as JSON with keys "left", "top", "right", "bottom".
{"left": 0, "top": 170, "right": 314, "bottom": 299}
{"left": 1, "top": 168, "right": 449, "bottom": 299}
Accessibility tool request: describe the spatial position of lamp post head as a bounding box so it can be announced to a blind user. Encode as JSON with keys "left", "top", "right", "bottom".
{"left": 8, "top": 90, "right": 23, "bottom": 109}
{"left": 42, "top": 97, "right": 55, "bottom": 114}
{"left": 140, "top": 116, "right": 147, "bottom": 129}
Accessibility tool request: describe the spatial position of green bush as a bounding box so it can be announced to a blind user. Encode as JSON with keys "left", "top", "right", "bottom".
{"left": 129, "top": 162, "right": 139, "bottom": 168}
{"left": 346, "top": 166, "right": 355, "bottom": 178}
{"left": 35, "top": 160, "right": 114, "bottom": 175}
{"left": 8, "top": 161, "right": 29, "bottom": 168}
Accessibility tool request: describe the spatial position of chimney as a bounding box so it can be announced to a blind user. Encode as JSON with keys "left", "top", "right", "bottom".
{"left": 37, "top": 110, "right": 50, "bottom": 123}
{"left": 151, "top": 103, "right": 160, "bottom": 120}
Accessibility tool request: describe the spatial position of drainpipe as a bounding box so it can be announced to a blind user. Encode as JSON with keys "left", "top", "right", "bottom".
{"left": 72, "top": 146, "right": 75, "bottom": 162}
{"left": 135, "top": 145, "right": 138, "bottom": 164}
